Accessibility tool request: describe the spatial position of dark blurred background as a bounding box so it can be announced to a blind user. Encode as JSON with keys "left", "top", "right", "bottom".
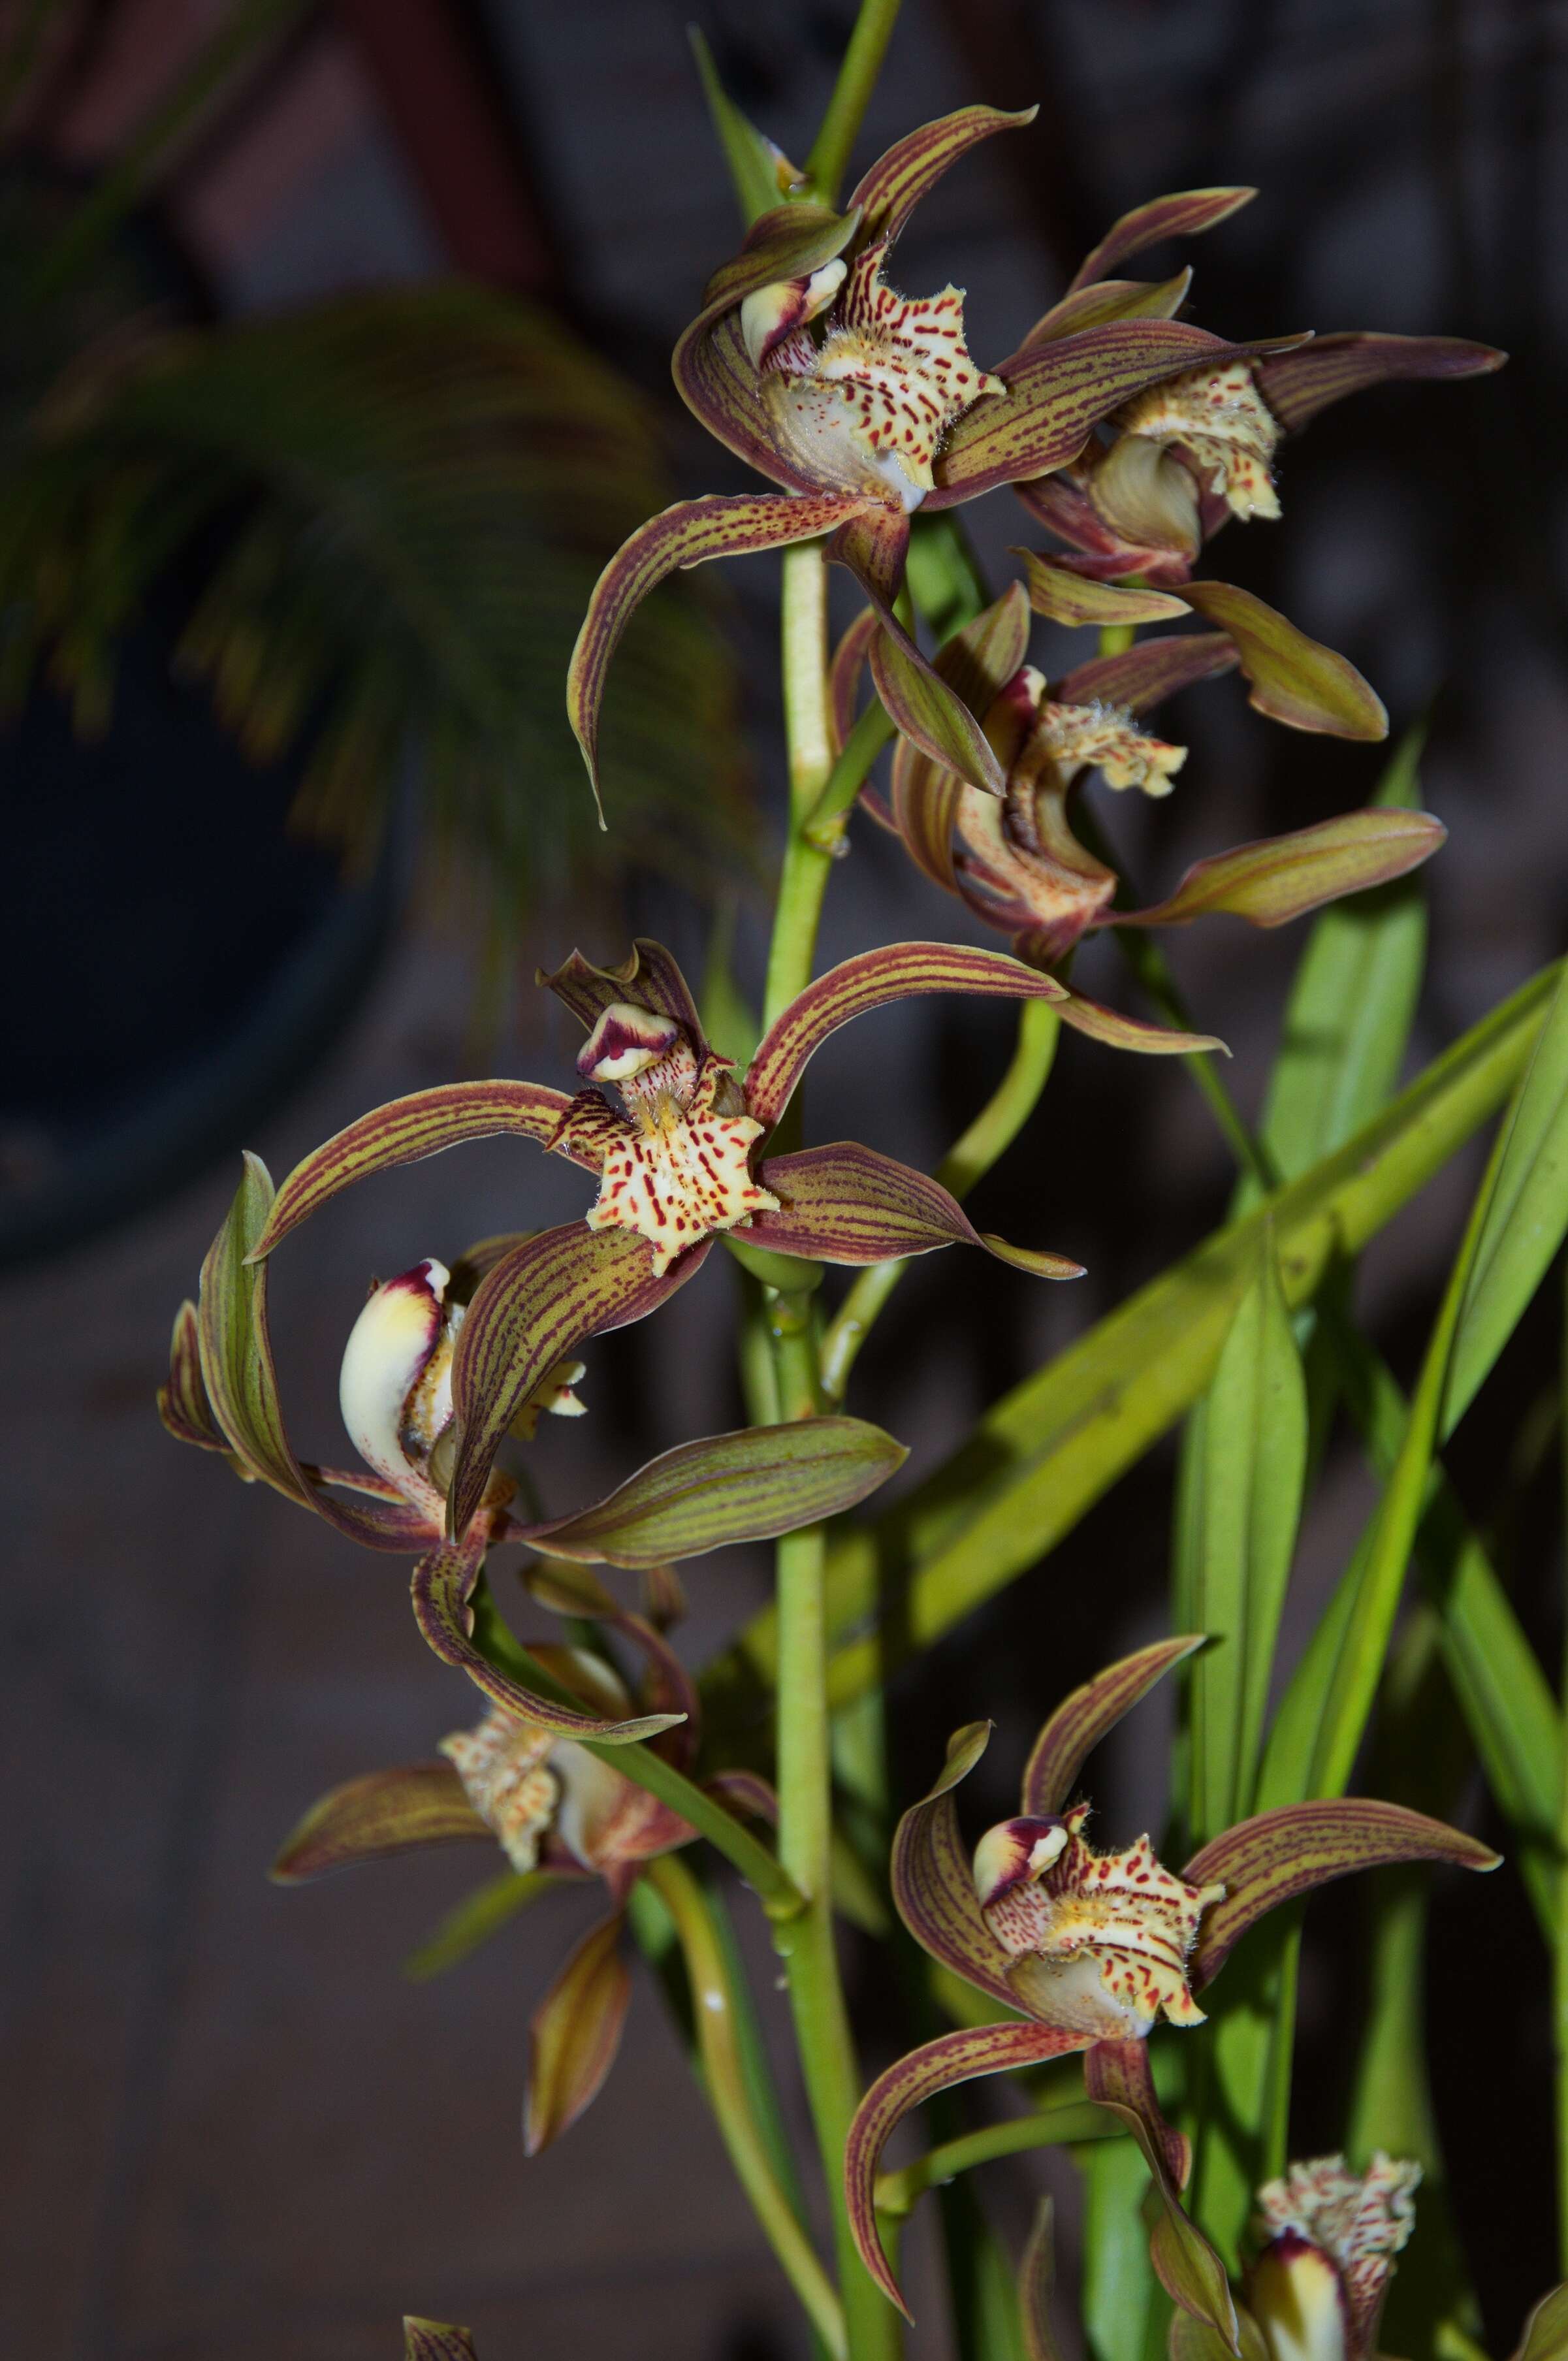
{"left": 3, "top": 2, "right": 1564, "bottom": 2354}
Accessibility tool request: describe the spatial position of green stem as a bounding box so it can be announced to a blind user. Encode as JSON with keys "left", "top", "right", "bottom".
{"left": 647, "top": 1855, "right": 848, "bottom": 2359}
{"left": 820, "top": 996, "right": 1061, "bottom": 1402}
{"left": 874, "top": 2104, "right": 1118, "bottom": 2217}
{"left": 803, "top": 700, "right": 898, "bottom": 850}
{"left": 765, "top": 542, "right": 838, "bottom": 1029}
{"left": 804, "top": 0, "right": 906, "bottom": 202}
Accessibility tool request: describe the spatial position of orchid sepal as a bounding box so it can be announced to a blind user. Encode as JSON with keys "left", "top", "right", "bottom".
{"left": 270, "top": 1762, "right": 490, "bottom": 1882}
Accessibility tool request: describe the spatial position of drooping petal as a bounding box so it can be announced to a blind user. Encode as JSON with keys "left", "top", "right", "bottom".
{"left": 405, "top": 2319, "right": 477, "bottom": 2361}
{"left": 830, "top": 604, "right": 882, "bottom": 752}
{"left": 1118, "top": 809, "right": 1447, "bottom": 931}
{"left": 568, "top": 491, "right": 865, "bottom": 807}
{"left": 673, "top": 306, "right": 826, "bottom": 492}
{"left": 446, "top": 1223, "right": 711, "bottom": 1540}
{"left": 1184, "top": 1799, "right": 1499, "bottom": 1990}
{"left": 1023, "top": 268, "right": 1194, "bottom": 347}
{"left": 1015, "top": 551, "right": 1189, "bottom": 628}
{"left": 270, "top": 1763, "right": 489, "bottom": 1881}
{"left": 524, "top": 1910, "right": 632, "bottom": 2154}
{"left": 889, "top": 1722, "right": 1022, "bottom": 2012}
{"left": 753, "top": 1143, "right": 1083, "bottom": 1276}
{"left": 1085, "top": 2035, "right": 1191, "bottom": 2187}
{"left": 1067, "top": 186, "right": 1256, "bottom": 295}
{"left": 517, "top": 1417, "right": 907, "bottom": 1567}
{"left": 539, "top": 937, "right": 707, "bottom": 1044}
{"left": 847, "top": 104, "right": 1038, "bottom": 248}
{"left": 1176, "top": 581, "right": 1387, "bottom": 739}
{"left": 1022, "top": 1637, "right": 1206, "bottom": 1816}
{"left": 745, "top": 940, "right": 1066, "bottom": 1129}
{"left": 1255, "top": 330, "right": 1506, "bottom": 434}
{"left": 927, "top": 326, "right": 1307, "bottom": 510}
{"left": 1049, "top": 989, "right": 1228, "bottom": 1057}
{"left": 410, "top": 1541, "right": 684, "bottom": 1744}
{"left": 1054, "top": 631, "right": 1239, "bottom": 711}
{"left": 158, "top": 1299, "right": 229, "bottom": 1453}
{"left": 844, "top": 2022, "right": 1093, "bottom": 2317}
{"left": 886, "top": 583, "right": 1032, "bottom": 878}
{"left": 1085, "top": 2040, "right": 1239, "bottom": 2349}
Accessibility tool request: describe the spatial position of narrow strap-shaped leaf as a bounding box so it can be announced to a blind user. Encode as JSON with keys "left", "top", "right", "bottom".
{"left": 889, "top": 1724, "right": 1020, "bottom": 2012}
{"left": 539, "top": 936, "right": 707, "bottom": 1042}
{"left": 1255, "top": 330, "right": 1505, "bottom": 434}
{"left": 569, "top": 490, "right": 861, "bottom": 808}
{"left": 1185, "top": 1799, "right": 1499, "bottom": 1989}
{"left": 847, "top": 104, "right": 1037, "bottom": 248}
{"left": 1176, "top": 581, "right": 1387, "bottom": 740}
{"left": 1023, "top": 1636, "right": 1204, "bottom": 1816}
{"left": 270, "top": 1763, "right": 487, "bottom": 1881}
{"left": 1067, "top": 186, "right": 1256, "bottom": 293}
{"left": 519, "top": 1417, "right": 906, "bottom": 1567}
{"left": 447, "top": 1223, "right": 709, "bottom": 1537}
{"left": 157, "top": 1298, "right": 228, "bottom": 1451}
{"left": 844, "top": 2023, "right": 1091, "bottom": 2317}
{"left": 1085, "top": 2040, "right": 1237, "bottom": 2350}
{"left": 1119, "top": 809, "right": 1445, "bottom": 933}
{"left": 1019, "top": 2197, "right": 1063, "bottom": 2361}
{"left": 248, "top": 1082, "right": 582, "bottom": 1261}
{"left": 1023, "top": 268, "right": 1192, "bottom": 347}
{"left": 688, "top": 26, "right": 793, "bottom": 226}
{"left": 752, "top": 1142, "right": 1082, "bottom": 1276}
{"left": 1051, "top": 988, "right": 1226, "bottom": 1056}
{"left": 411, "top": 1542, "right": 682, "bottom": 1743}
{"left": 746, "top": 941, "right": 1065, "bottom": 1129}
{"left": 1016, "top": 551, "right": 1189, "bottom": 628}
{"left": 1055, "top": 632, "right": 1238, "bottom": 713}
{"left": 524, "top": 1910, "right": 630, "bottom": 2153}
{"left": 405, "top": 2320, "right": 477, "bottom": 2361}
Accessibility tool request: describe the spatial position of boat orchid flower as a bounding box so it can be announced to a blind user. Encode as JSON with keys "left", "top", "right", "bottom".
{"left": 1247, "top": 2151, "right": 1420, "bottom": 2361}
{"left": 569, "top": 110, "right": 1311, "bottom": 812}
{"left": 842, "top": 1638, "right": 1497, "bottom": 2336}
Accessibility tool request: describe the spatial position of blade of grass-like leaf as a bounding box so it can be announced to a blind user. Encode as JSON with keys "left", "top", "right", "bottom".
{"left": 1082, "top": 2136, "right": 1159, "bottom": 2361}
{"left": 688, "top": 27, "right": 792, "bottom": 226}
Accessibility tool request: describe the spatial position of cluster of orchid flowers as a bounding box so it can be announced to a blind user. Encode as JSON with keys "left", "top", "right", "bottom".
{"left": 157, "top": 95, "right": 1536, "bottom": 2361}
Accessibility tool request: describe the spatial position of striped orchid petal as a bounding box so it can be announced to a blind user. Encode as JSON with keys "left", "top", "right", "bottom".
{"left": 1050, "top": 989, "right": 1228, "bottom": 1057}
{"left": 411, "top": 1539, "right": 684, "bottom": 1744}
{"left": 1067, "top": 186, "right": 1256, "bottom": 295}
{"left": 1185, "top": 1799, "right": 1499, "bottom": 1990}
{"left": 1013, "top": 467, "right": 1186, "bottom": 581}
{"left": 844, "top": 2022, "right": 1093, "bottom": 2316}
{"left": 246, "top": 1082, "right": 582, "bottom": 1264}
{"left": 754, "top": 1142, "right": 1083, "bottom": 1276}
{"left": 1119, "top": 809, "right": 1447, "bottom": 932}
{"left": 405, "top": 2321, "right": 477, "bottom": 2361}
{"left": 1255, "top": 330, "right": 1505, "bottom": 434}
{"left": 524, "top": 1910, "right": 632, "bottom": 2153}
{"left": 568, "top": 491, "right": 863, "bottom": 808}
{"left": 1023, "top": 268, "right": 1194, "bottom": 347}
{"left": 745, "top": 940, "right": 1066, "bottom": 1129}
{"left": 889, "top": 1722, "right": 1021, "bottom": 2012}
{"left": 689, "top": 199, "right": 859, "bottom": 328}
{"left": 927, "top": 327, "right": 1309, "bottom": 511}
{"left": 888, "top": 585, "right": 1031, "bottom": 887}
{"left": 673, "top": 305, "right": 824, "bottom": 492}
{"left": 1054, "top": 632, "right": 1239, "bottom": 711}
{"left": 270, "top": 1763, "right": 488, "bottom": 1882}
{"left": 1177, "top": 581, "right": 1387, "bottom": 739}
{"left": 1016, "top": 550, "right": 1190, "bottom": 628}
{"left": 1023, "top": 1637, "right": 1205, "bottom": 1816}
{"left": 446, "top": 1223, "right": 711, "bottom": 1540}
{"left": 830, "top": 604, "right": 882, "bottom": 752}
{"left": 158, "top": 1298, "right": 228, "bottom": 1453}
{"left": 539, "top": 937, "right": 706, "bottom": 1043}
{"left": 1085, "top": 2039, "right": 1238, "bottom": 2347}
{"left": 848, "top": 104, "right": 1037, "bottom": 248}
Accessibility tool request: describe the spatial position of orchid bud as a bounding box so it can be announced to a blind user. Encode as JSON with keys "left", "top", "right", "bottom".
{"left": 740, "top": 259, "right": 847, "bottom": 370}
{"left": 338, "top": 1259, "right": 457, "bottom": 1507}
{"left": 1248, "top": 2154, "right": 1420, "bottom": 2361}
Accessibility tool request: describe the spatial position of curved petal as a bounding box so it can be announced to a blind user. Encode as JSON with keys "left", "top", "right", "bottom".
{"left": 1185, "top": 1799, "right": 1500, "bottom": 1990}
{"left": 270, "top": 1762, "right": 488, "bottom": 1881}
{"left": 1049, "top": 988, "right": 1228, "bottom": 1057}
{"left": 1023, "top": 268, "right": 1193, "bottom": 346}
{"left": 1067, "top": 186, "right": 1256, "bottom": 294}
{"left": 1511, "top": 2281, "right": 1568, "bottom": 2361}
{"left": 1016, "top": 551, "right": 1189, "bottom": 627}
{"left": 889, "top": 1722, "right": 1021, "bottom": 2011}
{"left": 1176, "top": 581, "right": 1386, "bottom": 739}
{"left": 848, "top": 104, "right": 1038, "bottom": 248}
{"left": 889, "top": 730, "right": 963, "bottom": 890}
{"left": 672, "top": 306, "right": 823, "bottom": 492}
{"left": 1023, "top": 1637, "right": 1205, "bottom": 1816}
{"left": 158, "top": 1298, "right": 228, "bottom": 1453}
{"left": 411, "top": 1540, "right": 683, "bottom": 1743}
{"left": 538, "top": 937, "right": 706, "bottom": 1044}
{"left": 405, "top": 2321, "right": 477, "bottom": 2361}
{"left": 1054, "top": 632, "right": 1238, "bottom": 711}
{"left": 1085, "top": 2040, "right": 1237, "bottom": 2347}
{"left": 927, "top": 327, "right": 1309, "bottom": 509}
{"left": 524, "top": 1910, "right": 631, "bottom": 2154}
{"left": 886, "top": 585, "right": 1031, "bottom": 892}
{"left": 754, "top": 1143, "right": 1083, "bottom": 1275}
{"left": 1014, "top": 467, "right": 1180, "bottom": 577}
{"left": 1118, "top": 809, "right": 1447, "bottom": 932}
{"left": 568, "top": 491, "right": 862, "bottom": 807}
{"left": 745, "top": 940, "right": 1065, "bottom": 1130}
{"left": 844, "top": 2022, "right": 1092, "bottom": 2317}
{"left": 831, "top": 604, "right": 882, "bottom": 753}
{"left": 691, "top": 200, "right": 857, "bottom": 321}
{"left": 704, "top": 1769, "right": 779, "bottom": 1825}
{"left": 1255, "top": 330, "right": 1506, "bottom": 434}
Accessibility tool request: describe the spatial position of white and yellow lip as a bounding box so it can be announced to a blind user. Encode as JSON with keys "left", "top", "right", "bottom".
{"left": 338, "top": 1258, "right": 451, "bottom": 1497}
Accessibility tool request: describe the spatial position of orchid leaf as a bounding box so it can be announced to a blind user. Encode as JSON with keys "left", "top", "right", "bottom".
{"left": 1015, "top": 552, "right": 1189, "bottom": 628}
{"left": 746, "top": 942, "right": 1066, "bottom": 1129}
{"left": 1082, "top": 2137, "right": 1158, "bottom": 2361}
{"left": 844, "top": 2024, "right": 1092, "bottom": 2317}
{"left": 1185, "top": 1799, "right": 1498, "bottom": 1988}
{"left": 1085, "top": 2043, "right": 1236, "bottom": 2349}
{"left": 891, "top": 1722, "right": 1020, "bottom": 2014}
{"left": 1511, "top": 2283, "right": 1568, "bottom": 2361}
{"left": 270, "top": 1763, "right": 488, "bottom": 1881}
{"left": 1023, "top": 268, "right": 1193, "bottom": 346}
{"left": 1056, "top": 632, "right": 1238, "bottom": 713}
{"left": 847, "top": 104, "right": 1038, "bottom": 248}
{"left": 1121, "top": 809, "right": 1445, "bottom": 932}
{"left": 404, "top": 2319, "right": 477, "bottom": 2361}
{"left": 1176, "top": 582, "right": 1388, "bottom": 739}
{"left": 1023, "top": 1637, "right": 1204, "bottom": 1816}
{"left": 522, "top": 1417, "right": 906, "bottom": 1567}
{"left": 1019, "top": 2198, "right": 1063, "bottom": 2361}
{"left": 404, "top": 1868, "right": 562, "bottom": 1982}
{"left": 688, "top": 27, "right": 792, "bottom": 226}
{"left": 755, "top": 1143, "right": 1082, "bottom": 1276}
{"left": 1255, "top": 330, "right": 1506, "bottom": 434}
{"left": 1067, "top": 186, "right": 1256, "bottom": 293}
{"left": 524, "top": 1910, "right": 631, "bottom": 2153}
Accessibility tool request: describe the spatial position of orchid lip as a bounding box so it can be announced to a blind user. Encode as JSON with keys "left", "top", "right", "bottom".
{"left": 577, "top": 1001, "right": 683, "bottom": 1083}
{"left": 338, "top": 1259, "right": 451, "bottom": 1500}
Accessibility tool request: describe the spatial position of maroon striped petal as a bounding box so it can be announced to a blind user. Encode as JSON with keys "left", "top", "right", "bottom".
{"left": 1068, "top": 186, "right": 1256, "bottom": 294}
{"left": 1185, "top": 1799, "right": 1500, "bottom": 1991}
{"left": 1118, "top": 809, "right": 1447, "bottom": 932}
{"left": 568, "top": 491, "right": 863, "bottom": 808}
{"left": 158, "top": 1298, "right": 228, "bottom": 1453}
{"left": 1013, "top": 468, "right": 1181, "bottom": 577}
{"left": 845, "top": 2021, "right": 1093, "bottom": 2316}
{"left": 927, "top": 327, "right": 1307, "bottom": 511}
{"left": 538, "top": 937, "right": 706, "bottom": 1045}
{"left": 831, "top": 605, "right": 882, "bottom": 752}
{"left": 447, "top": 1223, "right": 711, "bottom": 1539}
{"left": 405, "top": 2320, "right": 477, "bottom": 2361}
{"left": 704, "top": 1769, "right": 778, "bottom": 1825}
{"left": 847, "top": 105, "right": 1038, "bottom": 248}
{"left": 889, "top": 1722, "right": 1021, "bottom": 2011}
{"left": 1050, "top": 989, "right": 1228, "bottom": 1057}
{"left": 1177, "top": 581, "right": 1387, "bottom": 739}
{"left": 1016, "top": 551, "right": 1189, "bottom": 627}
{"left": 883, "top": 585, "right": 1031, "bottom": 891}
{"left": 524, "top": 1910, "right": 631, "bottom": 2153}
{"left": 411, "top": 1539, "right": 684, "bottom": 1743}
{"left": 754, "top": 1143, "right": 1083, "bottom": 1275}
{"left": 270, "top": 1763, "right": 488, "bottom": 1881}
{"left": 1054, "top": 631, "right": 1238, "bottom": 712}
{"left": 1085, "top": 2040, "right": 1238, "bottom": 2345}
{"left": 1256, "top": 330, "right": 1506, "bottom": 434}
{"left": 745, "top": 940, "right": 1065, "bottom": 1129}
{"left": 691, "top": 200, "right": 858, "bottom": 324}
{"left": 1023, "top": 1637, "right": 1205, "bottom": 1816}
{"left": 672, "top": 306, "right": 822, "bottom": 493}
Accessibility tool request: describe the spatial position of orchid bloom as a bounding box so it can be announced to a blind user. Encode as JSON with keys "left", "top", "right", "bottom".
{"left": 1012, "top": 184, "right": 1505, "bottom": 586}
{"left": 842, "top": 1638, "right": 1497, "bottom": 2332}
{"left": 865, "top": 582, "right": 1446, "bottom": 1023}
{"left": 1246, "top": 2152, "right": 1420, "bottom": 2361}
{"left": 568, "top": 110, "right": 1310, "bottom": 812}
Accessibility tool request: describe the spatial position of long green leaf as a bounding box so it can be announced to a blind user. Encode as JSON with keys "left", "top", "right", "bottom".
{"left": 1081, "top": 2136, "right": 1157, "bottom": 2361}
